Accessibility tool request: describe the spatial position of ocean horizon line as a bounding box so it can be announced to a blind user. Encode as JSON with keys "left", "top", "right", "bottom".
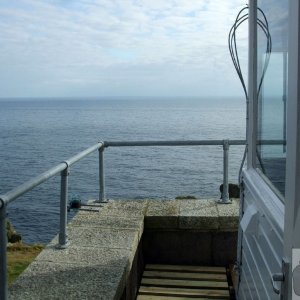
{"left": 0, "top": 95, "right": 244, "bottom": 102}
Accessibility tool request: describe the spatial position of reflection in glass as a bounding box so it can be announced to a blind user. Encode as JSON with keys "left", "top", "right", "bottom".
{"left": 256, "top": 0, "right": 288, "bottom": 197}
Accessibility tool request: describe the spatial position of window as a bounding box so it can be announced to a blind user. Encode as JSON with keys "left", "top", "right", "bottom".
{"left": 256, "top": 0, "right": 288, "bottom": 197}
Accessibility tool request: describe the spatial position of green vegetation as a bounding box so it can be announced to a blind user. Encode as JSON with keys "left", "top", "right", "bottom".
{"left": 7, "top": 243, "right": 44, "bottom": 284}
{"left": 175, "top": 195, "right": 197, "bottom": 200}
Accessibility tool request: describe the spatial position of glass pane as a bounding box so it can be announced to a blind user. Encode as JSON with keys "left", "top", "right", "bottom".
{"left": 256, "top": 0, "right": 288, "bottom": 197}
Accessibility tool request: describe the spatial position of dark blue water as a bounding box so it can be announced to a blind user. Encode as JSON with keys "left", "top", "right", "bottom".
{"left": 0, "top": 97, "right": 246, "bottom": 243}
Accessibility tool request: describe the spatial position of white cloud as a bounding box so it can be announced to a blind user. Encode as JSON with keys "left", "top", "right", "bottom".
{"left": 0, "top": 0, "right": 248, "bottom": 97}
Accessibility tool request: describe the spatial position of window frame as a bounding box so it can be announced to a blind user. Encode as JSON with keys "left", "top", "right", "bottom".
{"left": 247, "top": 0, "right": 287, "bottom": 202}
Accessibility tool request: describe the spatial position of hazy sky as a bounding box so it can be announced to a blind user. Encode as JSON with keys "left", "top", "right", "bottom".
{"left": 0, "top": 0, "right": 248, "bottom": 98}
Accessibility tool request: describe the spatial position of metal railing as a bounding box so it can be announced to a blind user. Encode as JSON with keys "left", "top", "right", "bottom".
{"left": 0, "top": 139, "right": 246, "bottom": 299}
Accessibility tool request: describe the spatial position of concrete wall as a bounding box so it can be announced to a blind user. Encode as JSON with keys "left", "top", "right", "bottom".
{"left": 142, "top": 230, "right": 237, "bottom": 266}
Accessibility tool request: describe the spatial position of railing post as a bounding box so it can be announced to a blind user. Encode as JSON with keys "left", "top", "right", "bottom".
{"left": 57, "top": 167, "right": 69, "bottom": 248}
{"left": 98, "top": 147, "right": 107, "bottom": 203}
{"left": 0, "top": 201, "right": 8, "bottom": 300}
{"left": 220, "top": 139, "right": 231, "bottom": 204}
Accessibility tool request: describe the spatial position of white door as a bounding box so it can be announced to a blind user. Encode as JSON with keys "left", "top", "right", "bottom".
{"left": 237, "top": 0, "right": 293, "bottom": 299}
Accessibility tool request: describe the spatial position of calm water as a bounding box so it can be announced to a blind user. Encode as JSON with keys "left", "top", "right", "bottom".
{"left": 0, "top": 97, "right": 246, "bottom": 243}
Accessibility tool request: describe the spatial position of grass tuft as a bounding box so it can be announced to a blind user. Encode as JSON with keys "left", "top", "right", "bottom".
{"left": 7, "top": 243, "right": 44, "bottom": 284}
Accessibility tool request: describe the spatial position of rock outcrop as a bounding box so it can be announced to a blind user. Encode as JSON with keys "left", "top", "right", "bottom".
{"left": 6, "top": 220, "right": 22, "bottom": 243}
{"left": 219, "top": 183, "right": 240, "bottom": 198}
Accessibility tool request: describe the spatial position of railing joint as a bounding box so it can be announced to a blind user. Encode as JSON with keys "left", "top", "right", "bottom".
{"left": 0, "top": 197, "right": 5, "bottom": 209}
{"left": 60, "top": 160, "right": 70, "bottom": 170}
{"left": 0, "top": 200, "right": 7, "bottom": 215}
{"left": 61, "top": 167, "right": 69, "bottom": 177}
{"left": 223, "top": 139, "right": 230, "bottom": 150}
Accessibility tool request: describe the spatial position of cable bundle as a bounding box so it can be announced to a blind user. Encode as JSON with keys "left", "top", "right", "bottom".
{"left": 228, "top": 5, "right": 272, "bottom": 180}
{"left": 228, "top": 5, "right": 272, "bottom": 100}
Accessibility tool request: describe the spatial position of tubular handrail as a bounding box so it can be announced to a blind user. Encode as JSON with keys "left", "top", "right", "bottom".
{"left": 1, "top": 138, "right": 287, "bottom": 299}
{"left": 0, "top": 138, "right": 288, "bottom": 207}
{"left": 0, "top": 139, "right": 286, "bottom": 208}
{"left": 64, "top": 141, "right": 104, "bottom": 167}
{"left": 104, "top": 140, "right": 246, "bottom": 147}
{"left": 0, "top": 140, "right": 104, "bottom": 299}
{"left": 0, "top": 163, "right": 67, "bottom": 207}
{"left": 0, "top": 141, "right": 104, "bottom": 208}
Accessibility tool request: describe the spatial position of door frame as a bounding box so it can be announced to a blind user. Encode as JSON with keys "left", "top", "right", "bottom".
{"left": 284, "top": 0, "right": 300, "bottom": 299}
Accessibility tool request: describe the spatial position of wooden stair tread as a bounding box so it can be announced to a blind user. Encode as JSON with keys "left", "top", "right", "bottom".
{"left": 137, "top": 295, "right": 221, "bottom": 300}
{"left": 138, "top": 264, "right": 231, "bottom": 299}
{"left": 145, "top": 264, "right": 226, "bottom": 274}
{"left": 138, "top": 286, "right": 230, "bottom": 298}
{"left": 143, "top": 270, "right": 227, "bottom": 282}
{"left": 141, "top": 278, "right": 228, "bottom": 289}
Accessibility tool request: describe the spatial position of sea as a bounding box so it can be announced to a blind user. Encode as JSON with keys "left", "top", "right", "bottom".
{"left": 0, "top": 97, "right": 246, "bottom": 244}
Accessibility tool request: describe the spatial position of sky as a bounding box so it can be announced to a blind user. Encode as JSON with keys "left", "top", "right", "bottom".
{"left": 0, "top": 0, "right": 248, "bottom": 98}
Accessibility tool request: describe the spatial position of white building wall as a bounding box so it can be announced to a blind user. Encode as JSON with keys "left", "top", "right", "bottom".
{"left": 237, "top": 169, "right": 284, "bottom": 299}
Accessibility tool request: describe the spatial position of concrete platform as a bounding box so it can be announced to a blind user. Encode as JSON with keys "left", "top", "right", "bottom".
{"left": 9, "top": 198, "right": 239, "bottom": 300}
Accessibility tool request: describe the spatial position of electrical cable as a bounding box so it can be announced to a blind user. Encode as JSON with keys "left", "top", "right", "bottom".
{"left": 228, "top": 5, "right": 272, "bottom": 182}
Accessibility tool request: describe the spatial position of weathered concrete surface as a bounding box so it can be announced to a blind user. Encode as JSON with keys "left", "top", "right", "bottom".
{"left": 9, "top": 261, "right": 126, "bottom": 300}
{"left": 37, "top": 243, "right": 132, "bottom": 269}
{"left": 9, "top": 198, "right": 239, "bottom": 300}
{"left": 179, "top": 199, "right": 219, "bottom": 230}
{"left": 216, "top": 197, "right": 240, "bottom": 230}
{"left": 144, "top": 200, "right": 179, "bottom": 229}
{"left": 144, "top": 198, "right": 239, "bottom": 231}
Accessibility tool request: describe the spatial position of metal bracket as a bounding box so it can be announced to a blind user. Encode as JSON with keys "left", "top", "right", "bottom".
{"left": 216, "top": 198, "right": 232, "bottom": 204}
{"left": 271, "top": 273, "right": 284, "bottom": 294}
{"left": 95, "top": 199, "right": 109, "bottom": 204}
{"left": 271, "top": 258, "right": 289, "bottom": 298}
{"left": 55, "top": 240, "right": 70, "bottom": 250}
